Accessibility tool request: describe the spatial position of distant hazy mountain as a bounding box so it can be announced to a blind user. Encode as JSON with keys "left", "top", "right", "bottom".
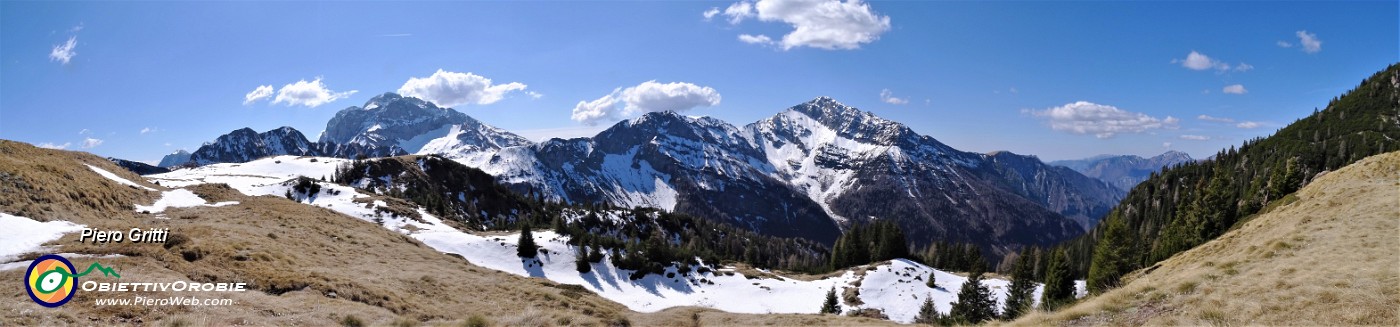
{"left": 107, "top": 157, "right": 170, "bottom": 175}
{"left": 156, "top": 150, "right": 191, "bottom": 167}
{"left": 1049, "top": 151, "right": 1194, "bottom": 192}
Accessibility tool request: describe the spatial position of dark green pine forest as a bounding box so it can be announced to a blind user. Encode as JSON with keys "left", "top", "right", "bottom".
{"left": 1074, "top": 63, "right": 1400, "bottom": 293}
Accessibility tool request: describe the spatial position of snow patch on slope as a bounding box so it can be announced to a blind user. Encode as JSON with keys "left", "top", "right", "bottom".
{"left": 0, "top": 212, "right": 85, "bottom": 263}
{"left": 86, "top": 164, "right": 156, "bottom": 191}
{"left": 144, "top": 155, "right": 1089, "bottom": 322}
{"left": 133, "top": 189, "right": 238, "bottom": 214}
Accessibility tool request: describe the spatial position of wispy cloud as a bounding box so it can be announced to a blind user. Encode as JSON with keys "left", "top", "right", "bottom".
{"left": 879, "top": 89, "right": 908, "bottom": 105}
{"left": 243, "top": 85, "right": 274, "bottom": 105}
{"left": 1173, "top": 51, "right": 1250, "bottom": 73}
{"left": 50, "top": 36, "right": 77, "bottom": 65}
{"left": 738, "top": 34, "right": 774, "bottom": 45}
{"left": 1222, "top": 84, "right": 1248, "bottom": 94}
{"left": 81, "top": 137, "right": 104, "bottom": 149}
{"left": 1197, "top": 114, "right": 1235, "bottom": 123}
{"left": 37, "top": 142, "right": 71, "bottom": 150}
{"left": 1236, "top": 121, "right": 1262, "bottom": 129}
{"left": 1296, "top": 30, "right": 1321, "bottom": 53}
{"left": 1178, "top": 134, "right": 1210, "bottom": 141}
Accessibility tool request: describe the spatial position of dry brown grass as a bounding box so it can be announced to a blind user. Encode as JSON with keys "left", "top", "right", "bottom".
{"left": 628, "top": 306, "right": 898, "bottom": 326}
{"left": 0, "top": 140, "right": 893, "bottom": 326}
{"left": 1008, "top": 151, "right": 1400, "bottom": 326}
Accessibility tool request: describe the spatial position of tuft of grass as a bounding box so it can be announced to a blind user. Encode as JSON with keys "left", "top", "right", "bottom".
{"left": 339, "top": 315, "right": 364, "bottom": 327}
{"left": 463, "top": 315, "right": 490, "bottom": 327}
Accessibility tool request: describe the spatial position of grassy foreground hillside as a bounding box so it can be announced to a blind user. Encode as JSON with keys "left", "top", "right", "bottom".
{"left": 1011, "top": 151, "right": 1400, "bottom": 325}
{"left": 0, "top": 140, "right": 893, "bottom": 326}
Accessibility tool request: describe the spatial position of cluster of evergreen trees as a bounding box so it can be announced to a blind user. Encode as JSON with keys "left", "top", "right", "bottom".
{"left": 1072, "top": 64, "right": 1400, "bottom": 294}
{"left": 916, "top": 242, "right": 988, "bottom": 273}
{"left": 828, "top": 220, "right": 908, "bottom": 269}
{"left": 556, "top": 207, "right": 832, "bottom": 275}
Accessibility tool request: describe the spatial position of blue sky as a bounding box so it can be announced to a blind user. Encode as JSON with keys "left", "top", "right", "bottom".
{"left": 2, "top": 1, "right": 1395, "bottom": 163}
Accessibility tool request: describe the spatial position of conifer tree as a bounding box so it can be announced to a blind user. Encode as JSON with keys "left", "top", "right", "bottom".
{"left": 1002, "top": 251, "right": 1036, "bottom": 320}
{"left": 914, "top": 295, "right": 942, "bottom": 325}
{"left": 575, "top": 244, "right": 591, "bottom": 273}
{"left": 820, "top": 287, "right": 840, "bottom": 314}
{"left": 1087, "top": 214, "right": 1136, "bottom": 294}
{"left": 949, "top": 268, "right": 996, "bottom": 324}
{"left": 517, "top": 223, "right": 538, "bottom": 258}
{"left": 1041, "top": 248, "right": 1074, "bottom": 311}
{"left": 926, "top": 270, "right": 937, "bottom": 289}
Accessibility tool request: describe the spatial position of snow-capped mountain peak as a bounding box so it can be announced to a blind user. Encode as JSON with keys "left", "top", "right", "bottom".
{"left": 318, "top": 92, "right": 531, "bottom": 159}
{"left": 784, "top": 96, "right": 918, "bottom": 147}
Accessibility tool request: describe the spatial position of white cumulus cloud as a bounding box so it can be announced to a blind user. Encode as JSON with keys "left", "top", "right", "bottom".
{"left": 1296, "top": 30, "right": 1321, "bottom": 54}
{"left": 709, "top": 0, "right": 891, "bottom": 50}
{"left": 397, "top": 69, "right": 529, "bottom": 108}
{"left": 571, "top": 81, "right": 722, "bottom": 125}
{"left": 81, "top": 137, "right": 104, "bottom": 149}
{"left": 1026, "top": 101, "right": 1179, "bottom": 139}
{"left": 1174, "top": 51, "right": 1251, "bottom": 73}
{"left": 1175, "top": 51, "right": 1228, "bottom": 71}
{"left": 1222, "top": 84, "right": 1248, "bottom": 94}
{"left": 272, "top": 78, "right": 357, "bottom": 108}
{"left": 879, "top": 89, "right": 908, "bottom": 105}
{"left": 243, "top": 85, "right": 274, "bottom": 105}
{"left": 1236, "top": 121, "right": 1262, "bottom": 129}
{"left": 50, "top": 36, "right": 77, "bottom": 65}
{"left": 140, "top": 127, "right": 156, "bottom": 135}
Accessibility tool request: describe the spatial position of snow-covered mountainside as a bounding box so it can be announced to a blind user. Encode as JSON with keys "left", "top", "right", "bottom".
{"left": 183, "top": 93, "right": 529, "bottom": 166}
{"left": 140, "top": 155, "right": 1084, "bottom": 323}
{"left": 320, "top": 92, "right": 531, "bottom": 158}
{"left": 1049, "top": 150, "right": 1194, "bottom": 192}
{"left": 463, "top": 111, "right": 843, "bottom": 243}
{"left": 465, "top": 97, "right": 1116, "bottom": 252}
{"left": 157, "top": 149, "right": 191, "bottom": 167}
{"left": 188, "top": 126, "right": 319, "bottom": 165}
{"left": 173, "top": 95, "right": 1119, "bottom": 254}
{"left": 743, "top": 98, "right": 1112, "bottom": 247}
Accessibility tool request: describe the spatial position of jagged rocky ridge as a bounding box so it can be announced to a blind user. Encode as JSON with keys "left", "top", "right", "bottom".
{"left": 180, "top": 94, "right": 1122, "bottom": 254}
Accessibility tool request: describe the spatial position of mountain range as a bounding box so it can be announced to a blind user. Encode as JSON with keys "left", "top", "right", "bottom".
{"left": 1048, "top": 151, "right": 1195, "bottom": 192}
{"left": 161, "top": 94, "right": 1123, "bottom": 253}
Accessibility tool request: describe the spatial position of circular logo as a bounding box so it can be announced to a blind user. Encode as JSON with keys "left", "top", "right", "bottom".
{"left": 25, "top": 254, "right": 76, "bottom": 308}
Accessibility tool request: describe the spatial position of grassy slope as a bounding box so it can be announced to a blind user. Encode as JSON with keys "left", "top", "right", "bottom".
{"left": 0, "top": 140, "right": 893, "bottom": 326}
{"left": 1010, "top": 151, "right": 1400, "bottom": 326}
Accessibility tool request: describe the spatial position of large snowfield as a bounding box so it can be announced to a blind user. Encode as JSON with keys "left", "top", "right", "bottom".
{"left": 2, "top": 155, "right": 1086, "bottom": 323}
